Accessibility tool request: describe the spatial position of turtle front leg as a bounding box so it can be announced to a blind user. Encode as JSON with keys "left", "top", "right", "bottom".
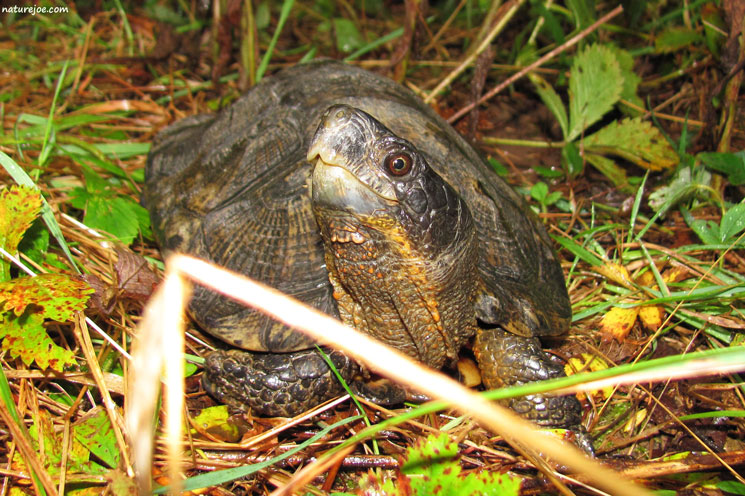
{"left": 473, "top": 328, "right": 583, "bottom": 429}
{"left": 202, "top": 348, "right": 359, "bottom": 417}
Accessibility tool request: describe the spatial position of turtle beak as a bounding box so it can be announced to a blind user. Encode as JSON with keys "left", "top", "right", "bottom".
{"left": 307, "top": 105, "right": 398, "bottom": 205}
{"left": 307, "top": 105, "right": 365, "bottom": 168}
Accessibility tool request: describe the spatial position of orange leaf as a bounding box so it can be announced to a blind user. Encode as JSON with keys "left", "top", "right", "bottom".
{"left": 600, "top": 306, "right": 639, "bottom": 341}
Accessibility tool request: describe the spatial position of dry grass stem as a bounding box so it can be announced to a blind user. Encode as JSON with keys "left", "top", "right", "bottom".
{"left": 424, "top": 0, "right": 526, "bottom": 103}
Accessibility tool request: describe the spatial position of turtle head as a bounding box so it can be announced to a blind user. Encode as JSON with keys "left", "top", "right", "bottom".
{"left": 307, "top": 104, "right": 472, "bottom": 253}
{"left": 307, "top": 104, "right": 478, "bottom": 367}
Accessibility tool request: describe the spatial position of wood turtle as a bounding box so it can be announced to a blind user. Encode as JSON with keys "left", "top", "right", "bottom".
{"left": 143, "top": 60, "right": 582, "bottom": 428}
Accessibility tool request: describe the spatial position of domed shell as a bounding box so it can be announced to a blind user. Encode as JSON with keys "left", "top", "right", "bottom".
{"left": 142, "top": 60, "right": 570, "bottom": 353}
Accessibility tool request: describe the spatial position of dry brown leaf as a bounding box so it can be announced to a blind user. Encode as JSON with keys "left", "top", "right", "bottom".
{"left": 115, "top": 248, "right": 159, "bottom": 302}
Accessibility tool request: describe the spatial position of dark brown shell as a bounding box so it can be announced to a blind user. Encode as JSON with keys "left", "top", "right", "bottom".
{"left": 143, "top": 60, "right": 570, "bottom": 352}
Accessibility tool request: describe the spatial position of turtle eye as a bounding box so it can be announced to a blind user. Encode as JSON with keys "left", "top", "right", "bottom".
{"left": 384, "top": 152, "right": 413, "bottom": 177}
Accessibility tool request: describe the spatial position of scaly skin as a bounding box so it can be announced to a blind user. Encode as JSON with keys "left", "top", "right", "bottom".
{"left": 474, "top": 328, "right": 582, "bottom": 428}
{"left": 202, "top": 349, "right": 358, "bottom": 417}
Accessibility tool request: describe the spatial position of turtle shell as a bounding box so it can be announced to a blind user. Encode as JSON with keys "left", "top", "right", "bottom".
{"left": 143, "top": 60, "right": 570, "bottom": 353}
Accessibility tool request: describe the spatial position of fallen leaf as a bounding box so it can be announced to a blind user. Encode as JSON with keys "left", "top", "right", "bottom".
{"left": 600, "top": 305, "right": 639, "bottom": 341}
{"left": 115, "top": 247, "right": 159, "bottom": 301}
{"left": 565, "top": 353, "right": 613, "bottom": 401}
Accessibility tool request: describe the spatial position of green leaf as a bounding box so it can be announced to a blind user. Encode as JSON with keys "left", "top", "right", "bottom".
{"left": 567, "top": 44, "right": 623, "bottom": 141}
{"left": 401, "top": 434, "right": 523, "bottom": 496}
{"left": 17, "top": 219, "right": 50, "bottom": 267}
{"left": 565, "top": 0, "right": 595, "bottom": 30}
{"left": 585, "top": 118, "right": 679, "bottom": 171}
{"left": 698, "top": 151, "right": 745, "bottom": 185}
{"left": 718, "top": 480, "right": 745, "bottom": 495}
{"left": 0, "top": 150, "right": 80, "bottom": 273}
{"left": 83, "top": 196, "right": 144, "bottom": 245}
{"left": 648, "top": 167, "right": 712, "bottom": 214}
{"left": 529, "top": 73, "right": 568, "bottom": 139}
{"left": 720, "top": 203, "right": 745, "bottom": 243}
{"left": 654, "top": 27, "right": 703, "bottom": 54}
{"left": 192, "top": 406, "right": 242, "bottom": 443}
{"left": 487, "top": 157, "right": 507, "bottom": 176}
{"left": 562, "top": 142, "right": 583, "bottom": 177}
{"left": 680, "top": 207, "right": 720, "bottom": 246}
{"left": 553, "top": 235, "right": 604, "bottom": 266}
{"left": 359, "top": 434, "right": 524, "bottom": 495}
{"left": 333, "top": 18, "right": 365, "bottom": 53}
{"left": 607, "top": 45, "right": 643, "bottom": 112}
{"left": 530, "top": 182, "right": 549, "bottom": 203}
{"left": 584, "top": 153, "right": 631, "bottom": 193}
{"left": 74, "top": 407, "right": 121, "bottom": 469}
{"left": 0, "top": 311, "right": 77, "bottom": 371}
{"left": 0, "top": 273, "right": 91, "bottom": 371}
{"left": 0, "top": 185, "right": 42, "bottom": 281}
{"left": 21, "top": 410, "right": 106, "bottom": 476}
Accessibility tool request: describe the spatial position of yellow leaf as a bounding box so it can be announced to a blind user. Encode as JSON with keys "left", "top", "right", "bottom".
{"left": 663, "top": 266, "right": 689, "bottom": 283}
{"left": 635, "top": 269, "right": 657, "bottom": 287}
{"left": 639, "top": 304, "right": 665, "bottom": 331}
{"left": 596, "top": 262, "right": 634, "bottom": 288}
{"left": 600, "top": 306, "right": 638, "bottom": 341}
{"left": 623, "top": 408, "right": 648, "bottom": 433}
{"left": 565, "top": 353, "right": 614, "bottom": 401}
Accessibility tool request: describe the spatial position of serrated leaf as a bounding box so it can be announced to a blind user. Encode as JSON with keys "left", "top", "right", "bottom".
{"left": 607, "top": 45, "right": 643, "bottom": 111}
{"left": 0, "top": 273, "right": 93, "bottom": 321}
{"left": 585, "top": 118, "right": 679, "bottom": 171}
{"left": 530, "top": 182, "right": 549, "bottom": 203}
{"left": 0, "top": 185, "right": 42, "bottom": 281}
{"left": 74, "top": 406, "right": 121, "bottom": 469}
{"left": 84, "top": 195, "right": 142, "bottom": 245}
{"left": 567, "top": 44, "right": 623, "bottom": 141}
{"left": 0, "top": 311, "right": 77, "bottom": 371}
{"left": 698, "top": 151, "right": 745, "bottom": 185}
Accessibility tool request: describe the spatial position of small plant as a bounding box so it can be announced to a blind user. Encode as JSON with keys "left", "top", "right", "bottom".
{"left": 528, "top": 43, "right": 679, "bottom": 190}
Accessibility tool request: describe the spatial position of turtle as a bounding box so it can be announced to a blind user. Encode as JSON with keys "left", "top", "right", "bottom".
{"left": 143, "top": 59, "right": 582, "bottom": 428}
